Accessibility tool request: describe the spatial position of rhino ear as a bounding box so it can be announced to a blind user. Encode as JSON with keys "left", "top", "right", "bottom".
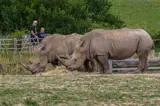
{"left": 37, "top": 43, "right": 45, "bottom": 51}
{"left": 29, "top": 60, "right": 33, "bottom": 64}
{"left": 78, "top": 40, "right": 85, "bottom": 48}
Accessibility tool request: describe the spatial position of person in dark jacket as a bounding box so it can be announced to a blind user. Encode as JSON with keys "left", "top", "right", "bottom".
{"left": 30, "top": 20, "right": 38, "bottom": 45}
{"left": 29, "top": 20, "right": 38, "bottom": 52}
{"left": 37, "top": 27, "right": 46, "bottom": 42}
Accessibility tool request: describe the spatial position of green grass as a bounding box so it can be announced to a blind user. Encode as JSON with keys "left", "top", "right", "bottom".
{"left": 1, "top": 74, "right": 160, "bottom": 106}
{"left": 0, "top": 52, "right": 60, "bottom": 75}
{"left": 109, "top": 0, "right": 160, "bottom": 37}
{"left": 0, "top": 52, "right": 36, "bottom": 75}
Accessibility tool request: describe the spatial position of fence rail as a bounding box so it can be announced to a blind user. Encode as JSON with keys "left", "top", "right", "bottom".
{"left": 0, "top": 36, "right": 43, "bottom": 53}
{"left": 109, "top": 57, "right": 160, "bottom": 72}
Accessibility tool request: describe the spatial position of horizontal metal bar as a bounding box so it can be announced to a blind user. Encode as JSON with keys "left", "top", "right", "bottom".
{"left": 0, "top": 48, "right": 29, "bottom": 50}
{"left": 111, "top": 58, "right": 160, "bottom": 62}
{"left": 0, "top": 44, "right": 31, "bottom": 46}
{"left": 112, "top": 67, "right": 160, "bottom": 71}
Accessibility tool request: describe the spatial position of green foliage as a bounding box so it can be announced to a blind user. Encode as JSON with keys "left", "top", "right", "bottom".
{"left": 0, "top": 30, "right": 28, "bottom": 52}
{"left": 109, "top": 0, "right": 160, "bottom": 38}
{"left": 10, "top": 29, "right": 28, "bottom": 39}
{"left": 0, "top": 0, "right": 124, "bottom": 36}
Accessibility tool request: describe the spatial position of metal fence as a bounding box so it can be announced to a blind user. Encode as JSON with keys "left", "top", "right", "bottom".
{"left": 109, "top": 57, "right": 160, "bottom": 72}
{"left": 0, "top": 36, "right": 43, "bottom": 53}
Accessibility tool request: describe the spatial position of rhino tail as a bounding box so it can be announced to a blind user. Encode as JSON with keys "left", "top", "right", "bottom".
{"left": 152, "top": 42, "right": 155, "bottom": 50}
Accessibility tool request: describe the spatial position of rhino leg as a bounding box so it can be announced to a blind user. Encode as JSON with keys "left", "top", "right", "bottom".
{"left": 137, "top": 56, "right": 148, "bottom": 73}
{"left": 143, "top": 60, "right": 149, "bottom": 72}
{"left": 137, "top": 51, "right": 149, "bottom": 73}
{"left": 96, "top": 56, "right": 112, "bottom": 74}
{"left": 51, "top": 57, "right": 59, "bottom": 66}
{"left": 91, "top": 59, "right": 99, "bottom": 72}
{"left": 83, "top": 60, "right": 93, "bottom": 72}
{"left": 77, "top": 65, "right": 86, "bottom": 72}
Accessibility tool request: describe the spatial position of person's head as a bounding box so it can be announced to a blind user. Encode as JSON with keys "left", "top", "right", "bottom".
{"left": 40, "top": 27, "right": 45, "bottom": 33}
{"left": 33, "top": 20, "right": 38, "bottom": 26}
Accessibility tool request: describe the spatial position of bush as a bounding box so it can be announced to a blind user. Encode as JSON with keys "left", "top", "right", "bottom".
{"left": 10, "top": 29, "right": 28, "bottom": 39}
{"left": 0, "top": 0, "right": 125, "bottom": 35}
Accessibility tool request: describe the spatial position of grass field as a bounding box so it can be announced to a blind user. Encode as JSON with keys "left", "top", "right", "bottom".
{"left": 1, "top": 1, "right": 160, "bottom": 105}
{"left": 109, "top": 0, "right": 160, "bottom": 37}
{"left": 0, "top": 52, "right": 160, "bottom": 106}
{"left": 1, "top": 73, "right": 160, "bottom": 106}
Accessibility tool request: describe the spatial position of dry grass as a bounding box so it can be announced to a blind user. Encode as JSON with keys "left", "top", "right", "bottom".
{"left": 1, "top": 72, "right": 160, "bottom": 106}
{"left": 1, "top": 53, "right": 160, "bottom": 105}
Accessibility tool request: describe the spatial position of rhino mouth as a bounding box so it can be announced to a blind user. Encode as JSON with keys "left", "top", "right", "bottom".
{"left": 27, "top": 68, "right": 44, "bottom": 74}
{"left": 20, "top": 62, "right": 42, "bottom": 74}
{"left": 29, "top": 70, "right": 37, "bottom": 74}
{"left": 67, "top": 67, "right": 75, "bottom": 71}
{"left": 67, "top": 65, "right": 80, "bottom": 71}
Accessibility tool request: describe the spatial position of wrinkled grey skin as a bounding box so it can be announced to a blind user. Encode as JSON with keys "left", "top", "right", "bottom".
{"left": 21, "top": 33, "right": 94, "bottom": 74}
{"left": 58, "top": 28, "right": 155, "bottom": 74}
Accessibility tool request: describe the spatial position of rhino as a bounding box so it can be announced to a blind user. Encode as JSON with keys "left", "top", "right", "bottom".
{"left": 21, "top": 33, "right": 95, "bottom": 74}
{"left": 58, "top": 28, "right": 155, "bottom": 74}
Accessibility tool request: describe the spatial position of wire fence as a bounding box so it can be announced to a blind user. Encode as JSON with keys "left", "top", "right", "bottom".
{"left": 0, "top": 36, "right": 43, "bottom": 53}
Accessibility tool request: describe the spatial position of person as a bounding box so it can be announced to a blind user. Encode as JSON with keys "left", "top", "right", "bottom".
{"left": 30, "top": 20, "right": 38, "bottom": 51}
{"left": 37, "top": 27, "right": 46, "bottom": 42}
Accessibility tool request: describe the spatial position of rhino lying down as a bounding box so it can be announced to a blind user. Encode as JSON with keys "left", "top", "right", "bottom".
{"left": 58, "top": 28, "right": 155, "bottom": 74}
{"left": 21, "top": 34, "right": 96, "bottom": 74}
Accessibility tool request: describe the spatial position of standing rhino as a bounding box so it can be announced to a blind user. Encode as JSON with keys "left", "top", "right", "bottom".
{"left": 21, "top": 34, "right": 95, "bottom": 74}
{"left": 58, "top": 28, "right": 155, "bottom": 74}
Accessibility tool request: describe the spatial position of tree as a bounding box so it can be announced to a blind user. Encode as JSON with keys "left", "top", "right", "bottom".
{"left": 0, "top": 0, "right": 125, "bottom": 36}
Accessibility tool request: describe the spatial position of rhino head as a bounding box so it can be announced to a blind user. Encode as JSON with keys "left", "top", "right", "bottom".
{"left": 20, "top": 43, "right": 47, "bottom": 74}
{"left": 58, "top": 39, "right": 87, "bottom": 71}
{"left": 20, "top": 60, "right": 45, "bottom": 74}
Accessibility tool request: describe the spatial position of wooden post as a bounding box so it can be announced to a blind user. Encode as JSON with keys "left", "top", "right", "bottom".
{"left": 13, "top": 38, "right": 17, "bottom": 53}
{"left": 29, "top": 37, "right": 32, "bottom": 53}
{"left": 0, "top": 39, "right": 1, "bottom": 51}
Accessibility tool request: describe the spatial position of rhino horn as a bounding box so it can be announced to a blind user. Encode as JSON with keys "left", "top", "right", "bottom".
{"left": 29, "top": 59, "right": 38, "bottom": 64}
{"left": 65, "top": 54, "right": 71, "bottom": 59}
{"left": 20, "top": 62, "right": 29, "bottom": 70}
{"left": 29, "top": 60, "right": 33, "bottom": 64}
{"left": 56, "top": 55, "right": 68, "bottom": 67}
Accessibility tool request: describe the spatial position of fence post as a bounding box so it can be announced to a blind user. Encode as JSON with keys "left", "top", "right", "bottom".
{"left": 14, "top": 38, "right": 17, "bottom": 53}
{"left": 109, "top": 60, "right": 113, "bottom": 73}
{"left": 0, "top": 39, "right": 1, "bottom": 51}
{"left": 21, "top": 35, "right": 28, "bottom": 52}
{"left": 29, "top": 37, "right": 32, "bottom": 53}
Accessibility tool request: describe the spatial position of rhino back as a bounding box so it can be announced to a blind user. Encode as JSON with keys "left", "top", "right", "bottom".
{"left": 40, "top": 34, "right": 82, "bottom": 62}
{"left": 83, "top": 28, "right": 153, "bottom": 60}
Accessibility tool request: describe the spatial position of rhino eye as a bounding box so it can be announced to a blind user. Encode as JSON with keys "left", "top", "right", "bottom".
{"left": 74, "top": 58, "right": 78, "bottom": 62}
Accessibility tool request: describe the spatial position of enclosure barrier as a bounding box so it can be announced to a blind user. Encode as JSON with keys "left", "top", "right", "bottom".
{"left": 109, "top": 57, "right": 160, "bottom": 72}
{"left": 0, "top": 37, "right": 43, "bottom": 53}
{"left": 1, "top": 37, "right": 160, "bottom": 72}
